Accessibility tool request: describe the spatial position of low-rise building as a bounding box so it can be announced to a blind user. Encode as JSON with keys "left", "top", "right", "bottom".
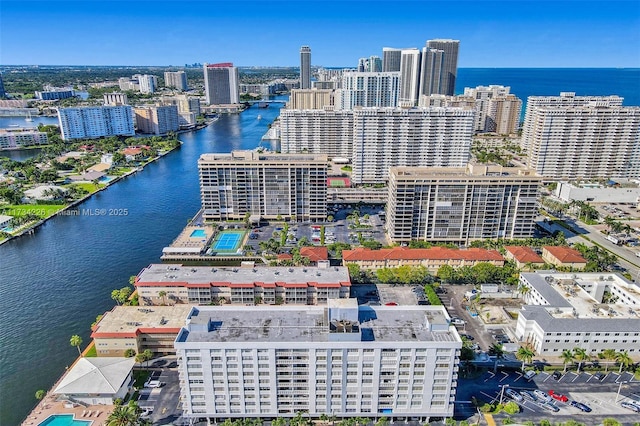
{"left": 35, "top": 88, "right": 75, "bottom": 100}
{"left": 135, "top": 264, "right": 351, "bottom": 306}
{"left": 300, "top": 246, "right": 329, "bottom": 264}
{"left": 503, "top": 246, "right": 545, "bottom": 269}
{"left": 0, "top": 215, "right": 12, "bottom": 228}
{"left": 516, "top": 272, "right": 640, "bottom": 358}
{"left": 91, "top": 305, "right": 192, "bottom": 357}
{"left": 541, "top": 246, "right": 587, "bottom": 269}
{"left": 554, "top": 181, "right": 640, "bottom": 203}
{"left": 174, "top": 301, "right": 461, "bottom": 421}
{"left": 0, "top": 129, "right": 48, "bottom": 149}
{"left": 342, "top": 247, "right": 504, "bottom": 273}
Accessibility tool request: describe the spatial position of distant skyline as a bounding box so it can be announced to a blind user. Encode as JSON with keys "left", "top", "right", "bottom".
{"left": 1, "top": 0, "right": 639, "bottom": 68}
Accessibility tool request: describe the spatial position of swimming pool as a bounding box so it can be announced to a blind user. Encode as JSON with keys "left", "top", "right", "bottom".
{"left": 38, "top": 414, "right": 92, "bottom": 426}
{"left": 190, "top": 229, "right": 206, "bottom": 238}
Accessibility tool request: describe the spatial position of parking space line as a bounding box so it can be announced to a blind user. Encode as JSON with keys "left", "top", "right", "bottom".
{"left": 572, "top": 374, "right": 580, "bottom": 382}
{"left": 499, "top": 372, "right": 509, "bottom": 382}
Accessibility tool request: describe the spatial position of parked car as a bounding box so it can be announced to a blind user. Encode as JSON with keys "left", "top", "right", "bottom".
{"left": 533, "top": 390, "right": 552, "bottom": 403}
{"left": 620, "top": 401, "right": 640, "bottom": 413}
{"left": 523, "top": 370, "right": 537, "bottom": 380}
{"left": 505, "top": 388, "right": 523, "bottom": 403}
{"left": 549, "top": 390, "right": 568, "bottom": 402}
{"left": 144, "top": 379, "right": 165, "bottom": 388}
{"left": 570, "top": 401, "right": 592, "bottom": 412}
{"left": 541, "top": 402, "right": 560, "bottom": 412}
{"left": 520, "top": 390, "right": 537, "bottom": 402}
{"left": 460, "top": 334, "right": 475, "bottom": 341}
{"left": 593, "top": 372, "right": 605, "bottom": 380}
{"left": 385, "top": 302, "right": 398, "bottom": 306}
{"left": 552, "top": 371, "right": 562, "bottom": 380}
{"left": 450, "top": 317, "right": 466, "bottom": 326}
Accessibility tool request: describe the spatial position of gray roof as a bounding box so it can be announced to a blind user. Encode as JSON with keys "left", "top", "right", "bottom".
{"left": 138, "top": 264, "right": 350, "bottom": 285}
{"left": 521, "top": 273, "right": 572, "bottom": 307}
{"left": 53, "top": 357, "right": 135, "bottom": 396}
{"left": 519, "top": 305, "right": 640, "bottom": 333}
{"left": 176, "top": 305, "right": 458, "bottom": 344}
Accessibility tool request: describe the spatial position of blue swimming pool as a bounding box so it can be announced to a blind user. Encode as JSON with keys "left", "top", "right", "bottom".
{"left": 190, "top": 229, "right": 206, "bottom": 238}
{"left": 38, "top": 414, "right": 92, "bottom": 426}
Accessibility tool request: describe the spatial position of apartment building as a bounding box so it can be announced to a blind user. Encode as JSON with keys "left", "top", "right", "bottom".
{"left": 463, "top": 86, "right": 522, "bottom": 134}
{"left": 134, "top": 105, "right": 180, "bottom": 135}
{"left": 0, "top": 129, "right": 48, "bottom": 149}
{"left": 204, "top": 63, "right": 240, "bottom": 105}
{"left": 164, "top": 71, "right": 188, "bottom": 91}
{"left": 300, "top": 46, "right": 312, "bottom": 89}
{"left": 279, "top": 109, "right": 354, "bottom": 158}
{"left": 351, "top": 107, "right": 475, "bottom": 184}
{"left": 342, "top": 247, "right": 504, "bottom": 273}
{"left": 35, "top": 88, "right": 74, "bottom": 100}
{"left": 57, "top": 106, "right": 135, "bottom": 140}
{"left": 425, "top": 39, "right": 459, "bottom": 96}
{"left": 386, "top": 163, "right": 542, "bottom": 244}
{"left": 338, "top": 72, "right": 400, "bottom": 109}
{"left": 103, "top": 93, "right": 128, "bottom": 106}
{"left": 135, "top": 264, "right": 350, "bottom": 306}
{"left": 199, "top": 151, "right": 327, "bottom": 222}
{"left": 521, "top": 92, "right": 640, "bottom": 179}
{"left": 516, "top": 272, "right": 640, "bottom": 358}
{"left": 175, "top": 301, "right": 461, "bottom": 421}
{"left": 287, "top": 89, "right": 334, "bottom": 110}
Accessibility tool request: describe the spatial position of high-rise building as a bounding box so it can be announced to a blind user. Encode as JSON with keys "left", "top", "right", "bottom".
{"left": 521, "top": 93, "right": 640, "bottom": 179}
{"left": 279, "top": 109, "right": 354, "bottom": 158}
{"left": 287, "top": 89, "right": 334, "bottom": 110}
{"left": 103, "top": 93, "right": 128, "bottom": 106}
{"left": 463, "top": 85, "right": 522, "bottom": 133}
{"left": 386, "top": 163, "right": 542, "bottom": 244}
{"left": 357, "top": 58, "right": 368, "bottom": 72}
{"left": 0, "top": 73, "right": 6, "bottom": 98}
{"left": 351, "top": 107, "right": 475, "bottom": 184}
{"left": 175, "top": 301, "right": 461, "bottom": 421}
{"left": 382, "top": 47, "right": 402, "bottom": 72}
{"left": 134, "top": 105, "right": 179, "bottom": 135}
{"left": 338, "top": 71, "right": 400, "bottom": 109}
{"left": 164, "top": 71, "right": 188, "bottom": 91}
{"left": 426, "top": 39, "right": 459, "bottom": 96}
{"left": 138, "top": 75, "right": 158, "bottom": 94}
{"left": 368, "top": 55, "right": 382, "bottom": 72}
{"left": 35, "top": 88, "right": 75, "bottom": 100}
{"left": 300, "top": 46, "right": 312, "bottom": 89}
{"left": 57, "top": 106, "right": 135, "bottom": 140}
{"left": 118, "top": 77, "right": 139, "bottom": 92}
{"left": 419, "top": 48, "right": 444, "bottom": 96}
{"left": 203, "top": 63, "right": 240, "bottom": 105}
{"left": 198, "top": 151, "right": 327, "bottom": 222}
{"left": 399, "top": 49, "right": 421, "bottom": 106}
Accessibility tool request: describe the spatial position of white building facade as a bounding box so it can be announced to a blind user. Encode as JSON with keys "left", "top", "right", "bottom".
{"left": 175, "top": 302, "right": 461, "bottom": 421}
{"left": 338, "top": 72, "right": 400, "bottom": 109}
{"left": 279, "top": 109, "right": 354, "bottom": 158}
{"left": 57, "top": 106, "right": 135, "bottom": 140}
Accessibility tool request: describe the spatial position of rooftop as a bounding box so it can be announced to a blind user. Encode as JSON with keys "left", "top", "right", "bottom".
{"left": 504, "top": 246, "right": 544, "bottom": 264}
{"left": 342, "top": 246, "right": 504, "bottom": 262}
{"left": 91, "top": 305, "right": 192, "bottom": 338}
{"left": 300, "top": 246, "right": 328, "bottom": 262}
{"left": 136, "top": 264, "right": 351, "bottom": 287}
{"left": 543, "top": 246, "right": 587, "bottom": 264}
{"left": 177, "top": 304, "right": 459, "bottom": 344}
{"left": 390, "top": 163, "right": 541, "bottom": 179}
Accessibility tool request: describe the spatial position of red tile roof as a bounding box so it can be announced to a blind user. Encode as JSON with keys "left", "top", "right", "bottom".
{"left": 543, "top": 246, "right": 587, "bottom": 264}
{"left": 504, "top": 246, "right": 544, "bottom": 264}
{"left": 277, "top": 253, "right": 293, "bottom": 260}
{"left": 300, "top": 246, "right": 329, "bottom": 262}
{"left": 342, "top": 246, "right": 504, "bottom": 262}
{"left": 122, "top": 147, "right": 143, "bottom": 156}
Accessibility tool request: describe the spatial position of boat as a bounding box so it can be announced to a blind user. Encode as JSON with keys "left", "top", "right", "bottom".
{"left": 25, "top": 112, "right": 33, "bottom": 122}
{"left": 257, "top": 114, "right": 262, "bottom": 120}
{"left": 258, "top": 102, "right": 269, "bottom": 108}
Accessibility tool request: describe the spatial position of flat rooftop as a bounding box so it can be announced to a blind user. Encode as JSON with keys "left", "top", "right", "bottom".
{"left": 92, "top": 305, "right": 192, "bottom": 336}
{"left": 177, "top": 305, "right": 459, "bottom": 344}
{"left": 137, "top": 264, "right": 351, "bottom": 285}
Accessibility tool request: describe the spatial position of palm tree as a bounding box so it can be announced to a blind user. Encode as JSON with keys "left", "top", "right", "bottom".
{"left": 560, "top": 349, "right": 574, "bottom": 373}
{"left": 599, "top": 349, "right": 617, "bottom": 373}
{"left": 70, "top": 334, "right": 83, "bottom": 356}
{"left": 516, "top": 345, "right": 535, "bottom": 371}
{"left": 35, "top": 389, "right": 46, "bottom": 401}
{"left": 615, "top": 351, "right": 633, "bottom": 374}
{"left": 158, "top": 290, "right": 167, "bottom": 306}
{"left": 106, "top": 401, "right": 140, "bottom": 426}
{"left": 272, "top": 417, "right": 287, "bottom": 426}
{"left": 488, "top": 343, "right": 505, "bottom": 373}
{"left": 573, "top": 347, "right": 589, "bottom": 372}
{"left": 142, "top": 349, "right": 153, "bottom": 367}
{"left": 135, "top": 353, "right": 146, "bottom": 365}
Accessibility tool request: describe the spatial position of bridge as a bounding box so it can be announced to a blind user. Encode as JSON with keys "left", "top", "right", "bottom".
{"left": 244, "top": 100, "right": 287, "bottom": 105}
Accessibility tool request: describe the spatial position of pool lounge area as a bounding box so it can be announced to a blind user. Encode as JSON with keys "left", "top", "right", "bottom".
{"left": 190, "top": 229, "right": 206, "bottom": 238}
{"left": 37, "top": 414, "right": 92, "bottom": 426}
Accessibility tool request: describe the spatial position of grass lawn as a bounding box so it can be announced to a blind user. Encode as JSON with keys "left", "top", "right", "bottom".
{"left": 65, "top": 182, "right": 103, "bottom": 193}
{"left": 84, "top": 344, "right": 97, "bottom": 357}
{"left": 132, "top": 370, "right": 151, "bottom": 388}
{"left": 0, "top": 204, "right": 66, "bottom": 219}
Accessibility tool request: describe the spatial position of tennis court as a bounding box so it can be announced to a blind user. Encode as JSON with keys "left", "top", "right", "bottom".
{"left": 211, "top": 230, "right": 246, "bottom": 253}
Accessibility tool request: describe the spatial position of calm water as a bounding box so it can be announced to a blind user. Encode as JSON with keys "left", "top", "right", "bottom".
{"left": 0, "top": 100, "right": 284, "bottom": 426}
{"left": 0, "top": 69, "right": 639, "bottom": 426}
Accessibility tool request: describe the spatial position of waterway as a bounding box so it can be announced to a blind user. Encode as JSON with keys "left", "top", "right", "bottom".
{"left": 0, "top": 99, "right": 285, "bottom": 426}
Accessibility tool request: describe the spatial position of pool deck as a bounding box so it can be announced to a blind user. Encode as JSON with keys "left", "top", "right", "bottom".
{"left": 22, "top": 393, "right": 113, "bottom": 426}
{"left": 162, "top": 224, "right": 215, "bottom": 250}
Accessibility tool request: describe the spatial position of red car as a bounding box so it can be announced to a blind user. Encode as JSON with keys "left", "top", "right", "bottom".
{"left": 548, "top": 390, "right": 568, "bottom": 402}
{"left": 385, "top": 302, "right": 398, "bottom": 306}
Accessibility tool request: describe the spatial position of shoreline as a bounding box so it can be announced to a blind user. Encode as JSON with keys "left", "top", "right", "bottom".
{"left": 0, "top": 118, "right": 217, "bottom": 246}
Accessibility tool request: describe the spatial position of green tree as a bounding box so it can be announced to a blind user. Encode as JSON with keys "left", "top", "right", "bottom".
{"left": 599, "top": 348, "right": 618, "bottom": 373}
{"left": 106, "top": 401, "right": 142, "bottom": 426}
{"left": 437, "top": 264, "right": 455, "bottom": 284}
{"left": 35, "top": 389, "right": 46, "bottom": 401}
{"left": 70, "top": 334, "right": 83, "bottom": 356}
{"left": 488, "top": 343, "right": 505, "bottom": 373}
{"left": 158, "top": 290, "right": 167, "bottom": 305}
{"left": 142, "top": 349, "right": 153, "bottom": 367}
{"left": 124, "top": 349, "right": 136, "bottom": 358}
{"left": 615, "top": 350, "right": 633, "bottom": 373}
{"left": 516, "top": 345, "right": 535, "bottom": 370}
{"left": 135, "top": 353, "right": 146, "bottom": 365}
{"left": 471, "top": 262, "right": 499, "bottom": 284}
{"left": 561, "top": 349, "right": 574, "bottom": 373}
{"left": 573, "top": 347, "right": 589, "bottom": 371}
{"left": 602, "top": 419, "right": 622, "bottom": 426}
{"left": 503, "top": 401, "right": 520, "bottom": 415}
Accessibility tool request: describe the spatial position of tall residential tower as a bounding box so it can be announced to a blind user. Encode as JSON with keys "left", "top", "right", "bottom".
{"left": 300, "top": 46, "right": 312, "bottom": 89}
{"left": 426, "top": 39, "right": 459, "bottom": 96}
{"left": 203, "top": 63, "right": 239, "bottom": 105}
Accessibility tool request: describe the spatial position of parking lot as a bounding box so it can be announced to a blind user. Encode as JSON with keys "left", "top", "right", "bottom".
{"left": 351, "top": 283, "right": 427, "bottom": 306}
{"left": 136, "top": 366, "right": 182, "bottom": 425}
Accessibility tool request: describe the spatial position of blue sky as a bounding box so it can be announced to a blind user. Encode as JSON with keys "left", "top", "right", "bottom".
{"left": 1, "top": 0, "right": 639, "bottom": 67}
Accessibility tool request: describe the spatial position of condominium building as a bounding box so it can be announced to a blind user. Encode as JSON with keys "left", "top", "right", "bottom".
{"left": 134, "top": 105, "right": 179, "bottom": 135}
{"left": 118, "top": 77, "right": 139, "bottom": 91}
{"left": 287, "top": 89, "right": 334, "bottom": 110}
{"left": 418, "top": 48, "right": 444, "bottom": 97}
{"left": 198, "top": 151, "right": 327, "bottom": 222}
{"left": 338, "top": 72, "right": 400, "bottom": 109}
{"left": 0, "top": 129, "right": 48, "bottom": 149}
{"left": 175, "top": 301, "right": 461, "bottom": 421}
{"left": 0, "top": 73, "right": 5, "bottom": 98}
{"left": 369, "top": 56, "right": 382, "bottom": 72}
{"left": 35, "top": 88, "right": 74, "bottom": 100}
{"left": 521, "top": 92, "right": 640, "bottom": 179}
{"left": 351, "top": 107, "right": 475, "bottom": 184}
{"left": 425, "top": 39, "right": 459, "bottom": 96}
{"left": 399, "top": 49, "right": 421, "bottom": 106}
{"left": 57, "top": 106, "right": 135, "bottom": 140}
{"left": 279, "top": 109, "right": 354, "bottom": 158}
{"left": 135, "top": 264, "right": 350, "bottom": 306}
{"left": 204, "top": 63, "right": 240, "bottom": 105}
{"left": 463, "top": 86, "right": 522, "bottom": 134}
{"left": 419, "top": 94, "right": 475, "bottom": 109}
{"left": 386, "top": 163, "right": 542, "bottom": 244}
{"left": 164, "top": 71, "right": 188, "bottom": 91}
{"left": 137, "top": 74, "right": 158, "bottom": 94}
{"left": 382, "top": 47, "right": 402, "bottom": 72}
{"left": 103, "top": 92, "right": 128, "bottom": 106}
{"left": 300, "top": 46, "right": 312, "bottom": 89}
{"left": 516, "top": 272, "right": 640, "bottom": 358}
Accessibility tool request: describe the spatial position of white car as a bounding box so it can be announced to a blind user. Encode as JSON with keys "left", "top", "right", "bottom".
{"left": 505, "top": 388, "right": 523, "bottom": 402}
{"left": 523, "top": 370, "right": 537, "bottom": 380}
{"left": 533, "top": 389, "right": 552, "bottom": 403}
{"left": 144, "top": 379, "right": 164, "bottom": 388}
